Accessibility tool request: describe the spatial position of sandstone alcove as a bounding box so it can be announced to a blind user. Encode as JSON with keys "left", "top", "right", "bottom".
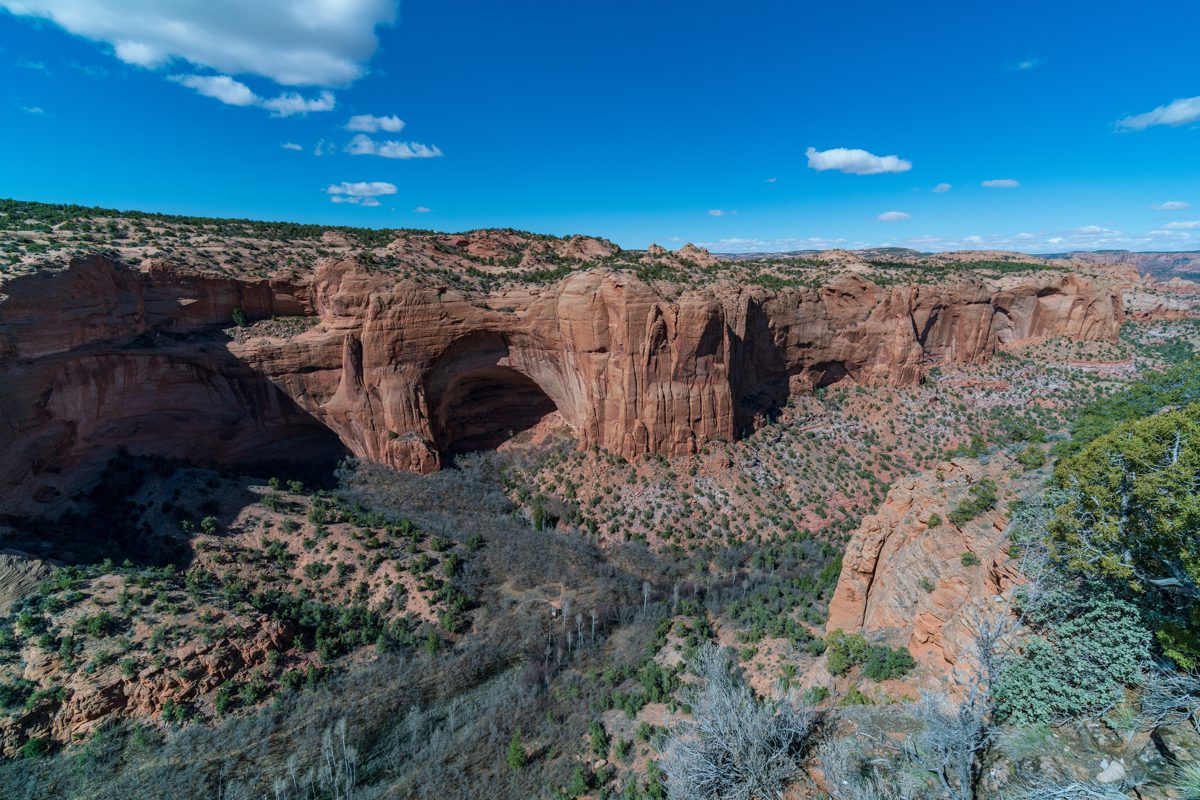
{"left": 424, "top": 332, "right": 564, "bottom": 457}
{"left": 432, "top": 366, "right": 559, "bottom": 455}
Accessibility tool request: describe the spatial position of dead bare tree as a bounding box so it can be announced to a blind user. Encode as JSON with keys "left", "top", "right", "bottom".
{"left": 1007, "top": 775, "right": 1129, "bottom": 799}
{"left": 1139, "top": 666, "right": 1200, "bottom": 734}
{"left": 661, "top": 644, "right": 816, "bottom": 800}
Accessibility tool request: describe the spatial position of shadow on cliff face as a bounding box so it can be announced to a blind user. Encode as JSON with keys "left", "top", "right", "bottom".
{"left": 0, "top": 320, "right": 350, "bottom": 566}
{"left": 731, "top": 300, "right": 791, "bottom": 436}
{"left": 0, "top": 325, "right": 349, "bottom": 523}
{"left": 423, "top": 331, "right": 567, "bottom": 459}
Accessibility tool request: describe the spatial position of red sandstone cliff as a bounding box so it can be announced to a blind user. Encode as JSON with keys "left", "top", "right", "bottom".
{"left": 825, "top": 455, "right": 1035, "bottom": 688}
{"left": 0, "top": 256, "right": 1123, "bottom": 516}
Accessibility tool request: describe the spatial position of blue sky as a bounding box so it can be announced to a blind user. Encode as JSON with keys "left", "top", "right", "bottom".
{"left": 2, "top": 1, "right": 1199, "bottom": 253}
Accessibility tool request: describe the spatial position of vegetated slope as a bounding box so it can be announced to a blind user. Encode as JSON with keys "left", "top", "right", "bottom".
{"left": 3, "top": 200, "right": 1200, "bottom": 799}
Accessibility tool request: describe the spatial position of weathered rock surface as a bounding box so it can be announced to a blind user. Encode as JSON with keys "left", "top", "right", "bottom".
{"left": 826, "top": 455, "right": 1035, "bottom": 685}
{"left": 0, "top": 548, "right": 54, "bottom": 615}
{"left": 0, "top": 254, "right": 1122, "bottom": 516}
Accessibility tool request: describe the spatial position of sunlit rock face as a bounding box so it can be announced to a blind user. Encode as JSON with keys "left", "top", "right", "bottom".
{"left": 0, "top": 255, "right": 1123, "bottom": 516}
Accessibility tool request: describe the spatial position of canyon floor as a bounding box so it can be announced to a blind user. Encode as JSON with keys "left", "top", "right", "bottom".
{"left": 1, "top": 200, "right": 1199, "bottom": 799}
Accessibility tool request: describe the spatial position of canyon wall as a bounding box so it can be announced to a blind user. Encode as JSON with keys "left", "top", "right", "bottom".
{"left": 0, "top": 255, "right": 1123, "bottom": 516}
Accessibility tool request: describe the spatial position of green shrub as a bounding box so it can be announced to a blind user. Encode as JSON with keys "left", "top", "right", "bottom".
{"left": 926, "top": 513, "right": 942, "bottom": 528}
{"left": 948, "top": 478, "right": 997, "bottom": 526}
{"left": 588, "top": 720, "right": 610, "bottom": 756}
{"left": 825, "top": 630, "right": 913, "bottom": 680}
{"left": 803, "top": 685, "right": 830, "bottom": 704}
{"left": 861, "top": 644, "right": 916, "bottom": 681}
{"left": 961, "top": 552, "right": 981, "bottom": 567}
{"left": 20, "top": 737, "right": 49, "bottom": 759}
{"left": 506, "top": 729, "right": 527, "bottom": 770}
{"left": 1016, "top": 445, "right": 1045, "bottom": 470}
{"left": 566, "top": 764, "right": 592, "bottom": 796}
{"left": 839, "top": 685, "right": 872, "bottom": 706}
{"left": 994, "top": 594, "right": 1149, "bottom": 725}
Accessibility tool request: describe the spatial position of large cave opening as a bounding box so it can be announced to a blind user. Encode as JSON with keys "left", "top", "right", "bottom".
{"left": 433, "top": 367, "right": 559, "bottom": 456}
{"left": 425, "top": 332, "right": 564, "bottom": 458}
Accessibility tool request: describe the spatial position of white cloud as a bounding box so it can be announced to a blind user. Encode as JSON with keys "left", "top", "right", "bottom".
{"left": 765, "top": 177, "right": 778, "bottom": 183}
{"left": 1153, "top": 200, "right": 1190, "bottom": 211}
{"left": 877, "top": 211, "right": 911, "bottom": 222}
{"left": 345, "top": 134, "right": 442, "bottom": 159}
{"left": 1117, "top": 96, "right": 1200, "bottom": 131}
{"left": 1014, "top": 232, "right": 1034, "bottom": 240}
{"left": 0, "top": 0, "right": 399, "bottom": 87}
{"left": 21, "top": 105, "right": 45, "bottom": 115}
{"left": 708, "top": 209, "right": 728, "bottom": 216}
{"left": 981, "top": 178, "right": 1019, "bottom": 188}
{"left": 325, "top": 180, "right": 396, "bottom": 206}
{"left": 171, "top": 73, "right": 335, "bottom": 115}
{"left": 932, "top": 182, "right": 951, "bottom": 192}
{"left": 169, "top": 74, "right": 257, "bottom": 106}
{"left": 806, "top": 146, "right": 911, "bottom": 175}
{"left": 281, "top": 142, "right": 302, "bottom": 151}
{"left": 346, "top": 113, "right": 404, "bottom": 132}
{"left": 413, "top": 206, "right": 431, "bottom": 213}
{"left": 1163, "top": 220, "right": 1200, "bottom": 230}
{"left": 262, "top": 90, "right": 335, "bottom": 116}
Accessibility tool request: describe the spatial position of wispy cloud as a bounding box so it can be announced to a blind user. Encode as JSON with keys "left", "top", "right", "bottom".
{"left": 932, "top": 182, "right": 951, "bottom": 193}
{"left": 21, "top": 105, "right": 45, "bottom": 115}
{"left": 765, "top": 177, "right": 778, "bottom": 183}
{"left": 1153, "top": 200, "right": 1190, "bottom": 211}
{"left": 282, "top": 142, "right": 303, "bottom": 151}
{"left": 346, "top": 114, "right": 405, "bottom": 132}
{"left": 806, "top": 146, "right": 911, "bottom": 175}
{"left": 981, "top": 178, "right": 1019, "bottom": 188}
{"left": 324, "top": 180, "right": 397, "bottom": 207}
{"left": 877, "top": 211, "right": 911, "bottom": 222}
{"left": 1007, "top": 57, "right": 1041, "bottom": 71}
{"left": 1163, "top": 220, "right": 1200, "bottom": 230}
{"left": 1116, "top": 96, "right": 1200, "bottom": 131}
{"left": 697, "top": 236, "right": 849, "bottom": 253}
{"left": 345, "top": 134, "right": 442, "bottom": 159}
{"left": 708, "top": 209, "right": 730, "bottom": 217}
{"left": 170, "top": 74, "right": 335, "bottom": 116}
{"left": 170, "top": 74, "right": 258, "bottom": 106}
{"left": 261, "top": 90, "right": 335, "bottom": 116}
{"left": 413, "top": 206, "right": 432, "bottom": 213}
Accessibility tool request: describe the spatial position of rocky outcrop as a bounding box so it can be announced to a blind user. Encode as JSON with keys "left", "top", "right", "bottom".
{"left": 0, "top": 255, "right": 1122, "bottom": 516}
{"left": 0, "top": 549, "right": 54, "bottom": 615}
{"left": 826, "top": 456, "right": 1035, "bottom": 685}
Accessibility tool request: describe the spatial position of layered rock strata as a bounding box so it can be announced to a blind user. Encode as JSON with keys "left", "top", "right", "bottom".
{"left": 0, "top": 255, "right": 1123, "bottom": 515}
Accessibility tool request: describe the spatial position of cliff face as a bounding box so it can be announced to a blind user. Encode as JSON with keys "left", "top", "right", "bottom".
{"left": 825, "top": 455, "right": 1036, "bottom": 687}
{"left": 0, "top": 255, "right": 1123, "bottom": 516}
